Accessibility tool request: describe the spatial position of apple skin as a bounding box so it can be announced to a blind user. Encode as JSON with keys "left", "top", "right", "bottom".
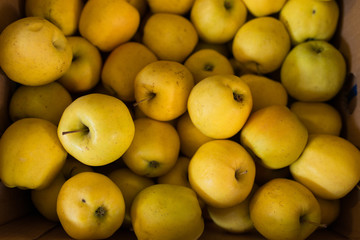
{"left": 57, "top": 93, "right": 135, "bottom": 167}
{"left": 249, "top": 178, "right": 322, "bottom": 240}
{"left": 0, "top": 17, "right": 72, "bottom": 86}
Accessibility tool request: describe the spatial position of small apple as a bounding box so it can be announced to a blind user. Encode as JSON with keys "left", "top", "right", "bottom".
{"left": 57, "top": 93, "right": 135, "bottom": 167}
{"left": 188, "top": 140, "right": 256, "bottom": 208}
{"left": 0, "top": 17, "right": 72, "bottom": 86}
{"left": 157, "top": 156, "right": 191, "bottom": 188}
{"left": 57, "top": 36, "right": 102, "bottom": 93}
{"left": 187, "top": 74, "right": 252, "bottom": 139}
{"left": 190, "top": 0, "right": 247, "bottom": 44}
{"left": 242, "top": 0, "right": 287, "bottom": 17}
{"left": 249, "top": 178, "right": 322, "bottom": 240}
{"left": 57, "top": 172, "right": 125, "bottom": 239}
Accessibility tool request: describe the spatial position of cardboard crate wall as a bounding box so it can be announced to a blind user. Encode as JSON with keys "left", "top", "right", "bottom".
{"left": 0, "top": 0, "right": 359, "bottom": 239}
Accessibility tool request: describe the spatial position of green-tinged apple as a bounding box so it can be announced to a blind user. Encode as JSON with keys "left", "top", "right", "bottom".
{"left": 188, "top": 140, "right": 255, "bottom": 208}
{"left": 0, "top": 118, "right": 67, "bottom": 189}
{"left": 279, "top": 0, "right": 339, "bottom": 45}
{"left": 122, "top": 117, "right": 180, "bottom": 177}
{"left": 58, "top": 36, "right": 102, "bottom": 93}
{"left": 290, "top": 134, "right": 360, "bottom": 200}
{"left": 9, "top": 82, "right": 72, "bottom": 125}
{"left": 240, "top": 105, "right": 308, "bottom": 169}
{"left": 25, "top": 0, "right": 84, "bottom": 36}
{"left": 190, "top": 0, "right": 247, "bottom": 44}
{"left": 134, "top": 60, "right": 194, "bottom": 121}
{"left": 232, "top": 16, "right": 291, "bottom": 74}
{"left": 131, "top": 184, "right": 204, "bottom": 240}
{"left": 57, "top": 93, "right": 135, "bottom": 167}
{"left": 57, "top": 172, "right": 125, "bottom": 239}
{"left": 250, "top": 178, "right": 322, "bottom": 240}
{"left": 0, "top": 17, "right": 72, "bottom": 86}
{"left": 281, "top": 40, "right": 346, "bottom": 102}
{"left": 242, "top": 0, "right": 287, "bottom": 17}
{"left": 187, "top": 74, "right": 252, "bottom": 139}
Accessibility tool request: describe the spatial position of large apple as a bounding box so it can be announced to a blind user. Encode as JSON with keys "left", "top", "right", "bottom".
{"left": 281, "top": 40, "right": 346, "bottom": 102}
{"left": 188, "top": 140, "right": 256, "bottom": 208}
{"left": 187, "top": 74, "right": 252, "bottom": 139}
{"left": 57, "top": 172, "right": 125, "bottom": 239}
{"left": 57, "top": 93, "right": 135, "bottom": 167}
{"left": 290, "top": 134, "right": 360, "bottom": 200}
{"left": 250, "top": 178, "right": 322, "bottom": 240}
{"left": 57, "top": 36, "right": 103, "bottom": 93}
{"left": 0, "top": 17, "right": 72, "bottom": 86}
{"left": 190, "top": 0, "right": 247, "bottom": 44}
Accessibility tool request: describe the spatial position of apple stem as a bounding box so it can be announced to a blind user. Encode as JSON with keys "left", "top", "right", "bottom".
{"left": 62, "top": 128, "right": 89, "bottom": 135}
{"left": 133, "top": 93, "right": 155, "bottom": 107}
{"left": 235, "top": 169, "right": 248, "bottom": 180}
{"left": 304, "top": 220, "right": 327, "bottom": 229}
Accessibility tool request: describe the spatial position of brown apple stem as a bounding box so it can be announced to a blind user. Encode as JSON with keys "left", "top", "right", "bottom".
{"left": 304, "top": 220, "right": 327, "bottom": 228}
{"left": 235, "top": 169, "right": 248, "bottom": 181}
{"left": 62, "top": 128, "right": 89, "bottom": 135}
{"left": 133, "top": 93, "right": 155, "bottom": 107}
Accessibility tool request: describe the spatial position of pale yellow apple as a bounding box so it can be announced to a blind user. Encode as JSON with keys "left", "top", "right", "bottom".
{"left": 57, "top": 93, "right": 135, "bottom": 167}
{"left": 101, "top": 42, "right": 158, "bottom": 102}
{"left": 131, "top": 184, "right": 204, "bottom": 240}
{"left": 157, "top": 156, "right": 191, "bottom": 188}
{"left": 9, "top": 82, "right": 72, "bottom": 125}
{"left": 240, "top": 74, "right": 288, "bottom": 112}
{"left": 190, "top": 0, "right": 247, "bottom": 44}
{"left": 232, "top": 16, "right": 291, "bottom": 74}
{"left": 281, "top": 40, "right": 346, "bottom": 102}
{"left": 188, "top": 140, "right": 255, "bottom": 208}
{"left": 242, "top": 0, "right": 287, "bottom": 17}
{"left": 290, "top": 134, "right": 360, "bottom": 200}
{"left": 147, "top": 0, "right": 195, "bottom": 14}
{"left": 176, "top": 112, "right": 214, "bottom": 158}
{"left": 79, "top": 0, "right": 140, "bottom": 52}
{"left": 127, "top": 0, "right": 148, "bottom": 17}
{"left": 184, "top": 49, "right": 234, "bottom": 84}
{"left": 122, "top": 117, "right": 180, "bottom": 177}
{"left": 290, "top": 101, "right": 342, "bottom": 135}
{"left": 107, "top": 168, "right": 154, "bottom": 228}
{"left": 279, "top": 0, "right": 339, "bottom": 45}
{"left": 250, "top": 178, "right": 321, "bottom": 240}
{"left": 142, "top": 13, "right": 198, "bottom": 62}
{"left": 187, "top": 74, "right": 252, "bottom": 139}
{"left": 25, "top": 0, "right": 84, "bottom": 36}
{"left": 316, "top": 197, "right": 340, "bottom": 226}
{"left": 0, "top": 118, "right": 67, "bottom": 189}
{"left": 240, "top": 105, "right": 308, "bottom": 169}
{"left": 0, "top": 17, "right": 72, "bottom": 86}
{"left": 57, "top": 36, "right": 102, "bottom": 93}
{"left": 134, "top": 60, "right": 194, "bottom": 121}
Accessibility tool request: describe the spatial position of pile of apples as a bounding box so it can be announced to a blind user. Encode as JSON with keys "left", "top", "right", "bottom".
{"left": 0, "top": 0, "right": 359, "bottom": 239}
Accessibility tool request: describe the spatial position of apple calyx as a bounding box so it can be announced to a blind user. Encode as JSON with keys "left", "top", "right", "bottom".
{"left": 95, "top": 206, "right": 107, "bottom": 219}
{"left": 224, "top": 0, "right": 233, "bottom": 10}
{"left": 149, "top": 160, "right": 160, "bottom": 169}
{"left": 233, "top": 91, "right": 244, "bottom": 103}
{"left": 203, "top": 63, "right": 214, "bottom": 72}
{"left": 62, "top": 128, "right": 89, "bottom": 135}
{"left": 311, "top": 44, "right": 324, "bottom": 54}
{"left": 133, "top": 92, "right": 156, "bottom": 107}
{"left": 235, "top": 169, "right": 248, "bottom": 181}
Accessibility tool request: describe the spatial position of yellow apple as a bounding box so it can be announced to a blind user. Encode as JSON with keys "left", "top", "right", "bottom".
{"left": 122, "top": 117, "right": 180, "bottom": 177}
{"left": 240, "top": 74, "right": 288, "bottom": 112}
{"left": 242, "top": 0, "right": 287, "bottom": 17}
{"left": 184, "top": 49, "right": 234, "bottom": 84}
{"left": 290, "top": 101, "right": 342, "bottom": 135}
{"left": 147, "top": 0, "right": 195, "bottom": 15}
{"left": 0, "top": 118, "right": 67, "bottom": 189}
{"left": 57, "top": 172, "right": 125, "bottom": 239}
{"left": 193, "top": 40, "right": 232, "bottom": 58}
{"left": 240, "top": 105, "right": 308, "bottom": 169}
{"left": 134, "top": 60, "right": 194, "bottom": 121}
{"left": 79, "top": 0, "right": 140, "bottom": 52}
{"left": 176, "top": 112, "right": 214, "bottom": 158}
{"left": 0, "top": 17, "right": 72, "bottom": 86}
{"left": 232, "top": 16, "right": 291, "bottom": 74}
{"left": 57, "top": 93, "right": 135, "bottom": 167}
{"left": 25, "top": 0, "right": 84, "bottom": 36}
{"left": 142, "top": 13, "right": 198, "bottom": 62}
{"left": 188, "top": 140, "right": 255, "bottom": 208}
{"left": 9, "top": 82, "right": 72, "bottom": 125}
{"left": 290, "top": 134, "right": 360, "bottom": 200}
{"left": 107, "top": 168, "right": 154, "bottom": 228}
{"left": 157, "top": 156, "right": 191, "bottom": 188}
{"left": 316, "top": 197, "right": 340, "bottom": 226}
{"left": 190, "top": 0, "right": 247, "bottom": 44}
{"left": 279, "top": 0, "right": 339, "bottom": 45}
{"left": 254, "top": 161, "right": 291, "bottom": 186}
{"left": 187, "top": 74, "right": 252, "bottom": 139}
{"left": 250, "top": 178, "right": 322, "bottom": 240}
{"left": 57, "top": 36, "right": 102, "bottom": 93}
{"left": 101, "top": 41, "right": 158, "bottom": 102}
{"left": 127, "top": 0, "right": 148, "bottom": 17}
{"left": 131, "top": 184, "right": 204, "bottom": 240}
{"left": 281, "top": 40, "right": 346, "bottom": 102}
